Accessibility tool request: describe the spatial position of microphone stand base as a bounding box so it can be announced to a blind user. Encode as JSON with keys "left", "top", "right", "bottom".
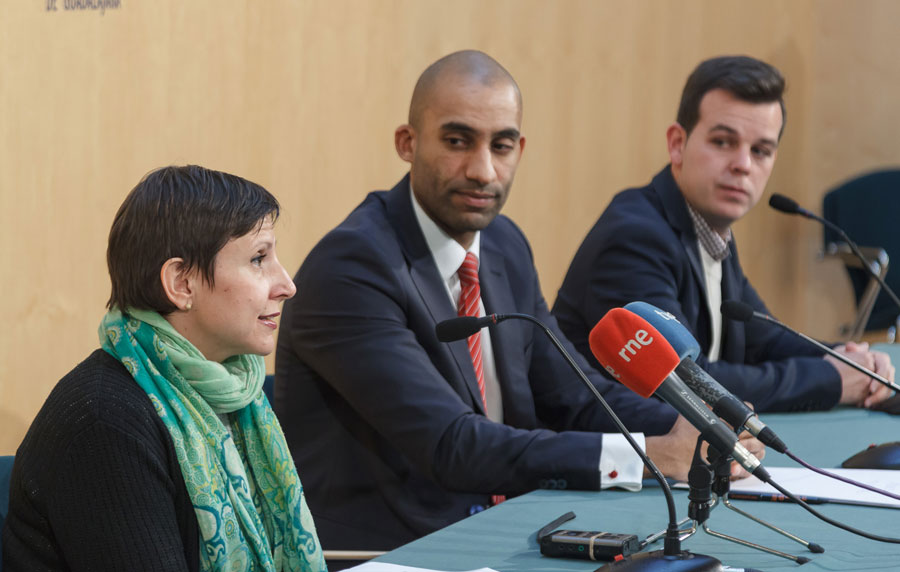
{"left": 594, "top": 550, "right": 723, "bottom": 572}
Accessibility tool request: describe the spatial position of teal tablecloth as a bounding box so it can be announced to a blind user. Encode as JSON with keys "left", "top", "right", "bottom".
{"left": 376, "top": 408, "right": 900, "bottom": 571}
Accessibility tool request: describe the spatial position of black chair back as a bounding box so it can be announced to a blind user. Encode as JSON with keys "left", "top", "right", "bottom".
{"left": 823, "top": 169, "right": 900, "bottom": 331}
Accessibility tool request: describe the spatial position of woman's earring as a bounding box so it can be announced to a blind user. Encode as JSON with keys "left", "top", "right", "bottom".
{"left": 185, "top": 301, "right": 192, "bottom": 311}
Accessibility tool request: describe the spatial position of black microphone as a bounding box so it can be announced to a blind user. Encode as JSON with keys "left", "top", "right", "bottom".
{"left": 721, "top": 300, "right": 900, "bottom": 393}
{"left": 676, "top": 359, "right": 787, "bottom": 454}
{"left": 768, "top": 193, "right": 900, "bottom": 314}
{"left": 435, "top": 312, "right": 723, "bottom": 571}
{"left": 768, "top": 193, "right": 814, "bottom": 218}
{"left": 435, "top": 315, "right": 503, "bottom": 342}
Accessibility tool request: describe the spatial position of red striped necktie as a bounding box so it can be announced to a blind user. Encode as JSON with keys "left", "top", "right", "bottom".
{"left": 456, "top": 252, "right": 505, "bottom": 506}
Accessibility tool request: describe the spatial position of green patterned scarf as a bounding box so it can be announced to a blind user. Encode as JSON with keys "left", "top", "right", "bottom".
{"left": 99, "top": 308, "right": 327, "bottom": 572}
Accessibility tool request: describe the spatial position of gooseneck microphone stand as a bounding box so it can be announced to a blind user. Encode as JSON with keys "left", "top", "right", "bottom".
{"left": 437, "top": 313, "right": 722, "bottom": 571}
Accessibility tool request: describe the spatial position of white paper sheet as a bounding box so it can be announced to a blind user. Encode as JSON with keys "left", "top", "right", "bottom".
{"left": 725, "top": 467, "right": 900, "bottom": 509}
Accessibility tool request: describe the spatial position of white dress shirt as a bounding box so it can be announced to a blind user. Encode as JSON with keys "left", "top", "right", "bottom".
{"left": 698, "top": 241, "right": 724, "bottom": 362}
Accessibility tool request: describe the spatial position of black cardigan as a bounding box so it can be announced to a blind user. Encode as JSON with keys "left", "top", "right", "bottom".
{"left": 2, "top": 349, "right": 199, "bottom": 571}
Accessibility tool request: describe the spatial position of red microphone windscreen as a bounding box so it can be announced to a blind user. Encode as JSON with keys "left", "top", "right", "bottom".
{"left": 589, "top": 308, "right": 680, "bottom": 398}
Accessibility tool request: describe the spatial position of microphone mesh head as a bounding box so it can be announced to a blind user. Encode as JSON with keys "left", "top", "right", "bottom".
{"left": 435, "top": 316, "right": 483, "bottom": 342}
{"left": 720, "top": 300, "right": 755, "bottom": 323}
{"left": 768, "top": 193, "right": 800, "bottom": 214}
{"left": 589, "top": 308, "right": 680, "bottom": 398}
{"left": 624, "top": 301, "right": 701, "bottom": 361}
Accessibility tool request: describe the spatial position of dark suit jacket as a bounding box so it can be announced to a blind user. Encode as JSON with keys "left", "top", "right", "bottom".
{"left": 274, "top": 175, "right": 678, "bottom": 551}
{"left": 553, "top": 165, "right": 841, "bottom": 413}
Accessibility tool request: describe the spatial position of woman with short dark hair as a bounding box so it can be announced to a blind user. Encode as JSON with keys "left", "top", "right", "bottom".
{"left": 2, "top": 166, "right": 326, "bottom": 572}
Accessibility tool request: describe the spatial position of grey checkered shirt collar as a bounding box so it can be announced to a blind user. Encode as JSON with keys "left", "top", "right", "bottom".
{"left": 685, "top": 202, "right": 732, "bottom": 262}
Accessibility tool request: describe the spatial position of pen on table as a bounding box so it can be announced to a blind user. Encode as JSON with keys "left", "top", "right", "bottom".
{"left": 728, "top": 492, "right": 828, "bottom": 504}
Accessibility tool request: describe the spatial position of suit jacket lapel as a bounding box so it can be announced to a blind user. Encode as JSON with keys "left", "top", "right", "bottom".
{"left": 652, "top": 166, "right": 724, "bottom": 353}
{"left": 479, "top": 231, "right": 532, "bottom": 426}
{"left": 653, "top": 167, "right": 706, "bottom": 294}
{"left": 383, "top": 176, "right": 487, "bottom": 415}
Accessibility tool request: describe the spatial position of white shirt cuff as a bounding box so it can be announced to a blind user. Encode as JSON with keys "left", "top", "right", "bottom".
{"left": 599, "top": 432, "right": 646, "bottom": 492}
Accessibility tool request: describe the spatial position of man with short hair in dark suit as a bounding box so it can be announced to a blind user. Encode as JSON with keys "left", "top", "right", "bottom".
{"left": 553, "top": 55, "right": 894, "bottom": 414}
{"left": 274, "top": 50, "right": 764, "bottom": 554}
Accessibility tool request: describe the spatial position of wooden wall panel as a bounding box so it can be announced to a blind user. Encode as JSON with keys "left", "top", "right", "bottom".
{"left": 801, "top": 0, "right": 900, "bottom": 336}
{"left": 3, "top": 0, "right": 899, "bottom": 453}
